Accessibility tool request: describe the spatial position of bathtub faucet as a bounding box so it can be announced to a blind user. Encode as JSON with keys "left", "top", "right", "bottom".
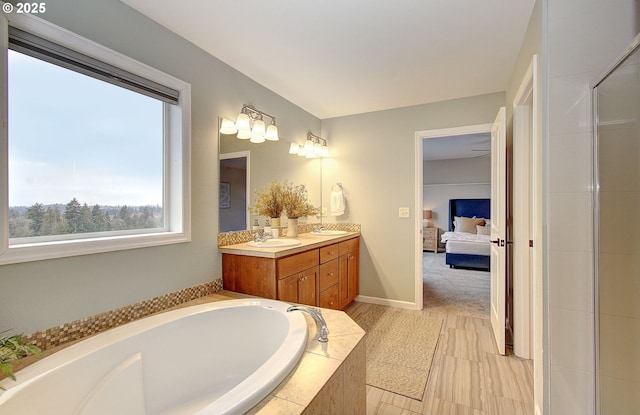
{"left": 287, "top": 305, "right": 329, "bottom": 342}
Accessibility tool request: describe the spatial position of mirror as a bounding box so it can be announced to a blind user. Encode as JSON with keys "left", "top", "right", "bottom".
{"left": 219, "top": 129, "right": 322, "bottom": 232}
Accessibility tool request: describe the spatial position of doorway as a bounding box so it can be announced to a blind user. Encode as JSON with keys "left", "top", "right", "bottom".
{"left": 219, "top": 151, "right": 250, "bottom": 232}
{"left": 414, "top": 123, "right": 492, "bottom": 312}
{"left": 420, "top": 131, "right": 492, "bottom": 318}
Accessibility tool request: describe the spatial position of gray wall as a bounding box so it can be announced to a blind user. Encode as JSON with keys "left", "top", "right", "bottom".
{"left": 0, "top": 0, "right": 321, "bottom": 333}
{"left": 321, "top": 92, "right": 505, "bottom": 304}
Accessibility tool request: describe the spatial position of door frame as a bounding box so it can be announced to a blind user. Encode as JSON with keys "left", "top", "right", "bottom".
{"left": 414, "top": 123, "right": 492, "bottom": 310}
{"left": 513, "top": 54, "right": 543, "bottom": 414}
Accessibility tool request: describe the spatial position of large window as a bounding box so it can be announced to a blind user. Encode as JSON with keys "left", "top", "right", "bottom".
{"left": 0, "top": 13, "right": 191, "bottom": 264}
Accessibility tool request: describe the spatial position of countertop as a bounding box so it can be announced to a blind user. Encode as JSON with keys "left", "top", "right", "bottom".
{"left": 218, "top": 231, "right": 360, "bottom": 258}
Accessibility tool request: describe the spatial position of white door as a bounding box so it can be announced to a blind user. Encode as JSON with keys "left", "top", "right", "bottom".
{"left": 490, "top": 107, "right": 507, "bottom": 355}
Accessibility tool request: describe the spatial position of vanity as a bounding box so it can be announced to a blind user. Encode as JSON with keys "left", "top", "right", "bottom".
{"left": 220, "top": 232, "right": 359, "bottom": 310}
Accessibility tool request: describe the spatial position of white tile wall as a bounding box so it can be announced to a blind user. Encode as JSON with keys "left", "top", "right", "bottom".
{"left": 547, "top": 0, "right": 640, "bottom": 414}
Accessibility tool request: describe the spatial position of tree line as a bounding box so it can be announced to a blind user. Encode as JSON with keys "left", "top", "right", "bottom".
{"left": 9, "top": 198, "right": 163, "bottom": 238}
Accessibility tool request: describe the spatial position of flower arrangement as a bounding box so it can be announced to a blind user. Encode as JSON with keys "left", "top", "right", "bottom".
{"left": 282, "top": 182, "right": 318, "bottom": 219}
{"left": 248, "top": 180, "right": 285, "bottom": 219}
{"left": 0, "top": 332, "right": 40, "bottom": 386}
{"left": 249, "top": 180, "right": 318, "bottom": 220}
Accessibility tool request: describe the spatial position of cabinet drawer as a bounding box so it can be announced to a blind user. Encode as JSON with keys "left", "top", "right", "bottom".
{"left": 277, "top": 250, "right": 319, "bottom": 278}
{"left": 423, "top": 228, "right": 436, "bottom": 238}
{"left": 423, "top": 239, "right": 436, "bottom": 250}
{"left": 319, "top": 284, "right": 340, "bottom": 309}
{"left": 339, "top": 237, "right": 359, "bottom": 256}
{"left": 319, "top": 259, "right": 339, "bottom": 292}
{"left": 320, "top": 244, "right": 339, "bottom": 264}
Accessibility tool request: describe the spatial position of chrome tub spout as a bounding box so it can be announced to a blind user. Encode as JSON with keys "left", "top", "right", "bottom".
{"left": 287, "top": 305, "right": 329, "bottom": 342}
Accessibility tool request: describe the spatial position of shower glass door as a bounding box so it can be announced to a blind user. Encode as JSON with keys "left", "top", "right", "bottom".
{"left": 593, "top": 35, "right": 640, "bottom": 415}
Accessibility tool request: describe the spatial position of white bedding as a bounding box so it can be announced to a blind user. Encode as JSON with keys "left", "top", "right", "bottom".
{"left": 441, "top": 231, "right": 490, "bottom": 256}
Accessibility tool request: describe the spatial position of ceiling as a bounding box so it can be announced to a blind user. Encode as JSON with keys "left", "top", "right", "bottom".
{"left": 423, "top": 133, "right": 491, "bottom": 161}
{"left": 120, "top": 0, "right": 535, "bottom": 119}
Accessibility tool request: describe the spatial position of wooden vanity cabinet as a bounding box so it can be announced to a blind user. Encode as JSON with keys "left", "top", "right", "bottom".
{"left": 222, "top": 236, "right": 359, "bottom": 310}
{"left": 276, "top": 250, "right": 319, "bottom": 306}
{"left": 319, "top": 237, "right": 360, "bottom": 310}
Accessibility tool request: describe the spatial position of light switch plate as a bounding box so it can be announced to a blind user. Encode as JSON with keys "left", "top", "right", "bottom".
{"left": 399, "top": 207, "right": 410, "bottom": 218}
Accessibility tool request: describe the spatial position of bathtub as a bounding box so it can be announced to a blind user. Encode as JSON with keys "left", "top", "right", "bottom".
{"left": 0, "top": 299, "right": 308, "bottom": 415}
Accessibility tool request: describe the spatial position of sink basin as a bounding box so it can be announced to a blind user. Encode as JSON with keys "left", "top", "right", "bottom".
{"left": 247, "top": 239, "right": 302, "bottom": 248}
{"left": 310, "top": 230, "right": 349, "bottom": 236}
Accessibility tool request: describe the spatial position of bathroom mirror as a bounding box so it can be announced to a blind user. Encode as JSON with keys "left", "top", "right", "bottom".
{"left": 219, "top": 130, "right": 322, "bottom": 232}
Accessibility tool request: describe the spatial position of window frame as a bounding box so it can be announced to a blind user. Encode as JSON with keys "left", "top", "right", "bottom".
{"left": 0, "top": 11, "right": 191, "bottom": 265}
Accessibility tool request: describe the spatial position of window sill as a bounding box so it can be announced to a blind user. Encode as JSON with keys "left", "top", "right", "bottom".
{"left": 0, "top": 231, "right": 191, "bottom": 265}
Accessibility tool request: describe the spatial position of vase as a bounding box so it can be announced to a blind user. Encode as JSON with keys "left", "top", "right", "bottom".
{"left": 270, "top": 217, "right": 281, "bottom": 238}
{"left": 287, "top": 218, "right": 298, "bottom": 237}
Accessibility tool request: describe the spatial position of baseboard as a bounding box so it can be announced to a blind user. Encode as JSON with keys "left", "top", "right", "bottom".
{"left": 355, "top": 295, "right": 419, "bottom": 310}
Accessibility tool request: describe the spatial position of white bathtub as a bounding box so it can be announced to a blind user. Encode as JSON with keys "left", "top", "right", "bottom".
{"left": 0, "top": 299, "right": 308, "bottom": 415}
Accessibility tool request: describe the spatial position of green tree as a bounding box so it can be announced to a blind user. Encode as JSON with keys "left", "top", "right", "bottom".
{"left": 40, "top": 207, "right": 67, "bottom": 235}
{"left": 139, "top": 206, "right": 156, "bottom": 228}
{"left": 92, "top": 204, "right": 110, "bottom": 232}
{"left": 118, "top": 205, "right": 132, "bottom": 229}
{"left": 79, "top": 203, "right": 94, "bottom": 233}
{"left": 64, "top": 198, "right": 82, "bottom": 233}
{"left": 9, "top": 216, "right": 33, "bottom": 238}
{"left": 26, "top": 203, "right": 45, "bottom": 235}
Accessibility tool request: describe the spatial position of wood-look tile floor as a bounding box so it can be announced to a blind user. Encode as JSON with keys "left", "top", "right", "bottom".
{"left": 345, "top": 258, "right": 534, "bottom": 415}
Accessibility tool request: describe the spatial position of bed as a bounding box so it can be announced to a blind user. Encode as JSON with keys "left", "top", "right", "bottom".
{"left": 441, "top": 198, "right": 491, "bottom": 271}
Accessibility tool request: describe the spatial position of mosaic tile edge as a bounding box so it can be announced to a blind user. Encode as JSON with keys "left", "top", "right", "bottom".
{"left": 25, "top": 278, "right": 223, "bottom": 351}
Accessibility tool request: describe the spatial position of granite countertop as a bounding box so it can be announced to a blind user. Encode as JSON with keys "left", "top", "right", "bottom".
{"left": 218, "top": 232, "right": 360, "bottom": 258}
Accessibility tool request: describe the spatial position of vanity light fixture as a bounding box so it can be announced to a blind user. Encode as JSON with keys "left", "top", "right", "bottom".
{"left": 289, "top": 132, "right": 329, "bottom": 158}
{"left": 219, "top": 104, "right": 279, "bottom": 143}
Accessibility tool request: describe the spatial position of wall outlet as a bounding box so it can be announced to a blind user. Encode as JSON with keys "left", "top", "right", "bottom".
{"left": 321, "top": 207, "right": 328, "bottom": 217}
{"left": 399, "top": 207, "right": 410, "bottom": 218}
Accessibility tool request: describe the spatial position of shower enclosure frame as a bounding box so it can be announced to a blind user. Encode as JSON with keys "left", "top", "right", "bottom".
{"left": 591, "top": 32, "right": 640, "bottom": 415}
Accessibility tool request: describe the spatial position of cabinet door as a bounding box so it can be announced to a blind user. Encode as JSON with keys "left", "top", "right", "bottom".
{"left": 278, "top": 273, "right": 301, "bottom": 304}
{"left": 347, "top": 251, "right": 359, "bottom": 301}
{"left": 339, "top": 250, "right": 359, "bottom": 308}
{"left": 277, "top": 267, "right": 318, "bottom": 306}
{"left": 298, "top": 267, "right": 318, "bottom": 306}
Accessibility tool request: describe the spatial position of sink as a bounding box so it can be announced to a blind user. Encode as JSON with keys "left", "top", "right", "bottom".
{"left": 247, "top": 239, "right": 302, "bottom": 248}
{"left": 310, "top": 230, "right": 349, "bottom": 236}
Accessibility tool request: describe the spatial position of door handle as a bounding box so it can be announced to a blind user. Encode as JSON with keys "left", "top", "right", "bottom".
{"left": 490, "top": 239, "right": 506, "bottom": 247}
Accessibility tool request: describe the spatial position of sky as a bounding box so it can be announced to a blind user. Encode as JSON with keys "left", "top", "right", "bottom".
{"left": 8, "top": 50, "right": 164, "bottom": 207}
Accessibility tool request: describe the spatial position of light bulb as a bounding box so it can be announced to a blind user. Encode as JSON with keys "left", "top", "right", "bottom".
{"left": 265, "top": 124, "right": 279, "bottom": 141}
{"left": 251, "top": 119, "right": 266, "bottom": 142}
{"left": 289, "top": 143, "right": 300, "bottom": 154}
{"left": 219, "top": 118, "right": 237, "bottom": 134}
{"left": 235, "top": 113, "right": 251, "bottom": 133}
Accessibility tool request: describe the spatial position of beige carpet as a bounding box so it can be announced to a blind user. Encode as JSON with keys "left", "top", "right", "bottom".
{"left": 352, "top": 306, "right": 443, "bottom": 400}
{"left": 423, "top": 252, "right": 490, "bottom": 319}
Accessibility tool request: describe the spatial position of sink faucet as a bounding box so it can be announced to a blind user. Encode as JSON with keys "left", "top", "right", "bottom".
{"left": 287, "top": 305, "right": 329, "bottom": 342}
{"left": 254, "top": 230, "right": 272, "bottom": 242}
{"left": 312, "top": 225, "right": 324, "bottom": 233}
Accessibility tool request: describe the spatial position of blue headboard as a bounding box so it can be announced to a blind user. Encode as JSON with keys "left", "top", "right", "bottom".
{"left": 448, "top": 199, "right": 491, "bottom": 231}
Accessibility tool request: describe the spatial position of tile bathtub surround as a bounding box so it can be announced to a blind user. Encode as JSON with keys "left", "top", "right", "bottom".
{"left": 246, "top": 305, "right": 366, "bottom": 415}
{"left": 218, "top": 223, "right": 361, "bottom": 246}
{"left": 24, "top": 279, "right": 223, "bottom": 352}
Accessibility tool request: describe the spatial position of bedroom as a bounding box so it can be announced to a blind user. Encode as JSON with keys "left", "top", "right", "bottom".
{"left": 421, "top": 132, "right": 497, "bottom": 320}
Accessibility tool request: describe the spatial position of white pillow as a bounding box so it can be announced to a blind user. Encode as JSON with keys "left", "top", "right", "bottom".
{"left": 476, "top": 225, "right": 491, "bottom": 236}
